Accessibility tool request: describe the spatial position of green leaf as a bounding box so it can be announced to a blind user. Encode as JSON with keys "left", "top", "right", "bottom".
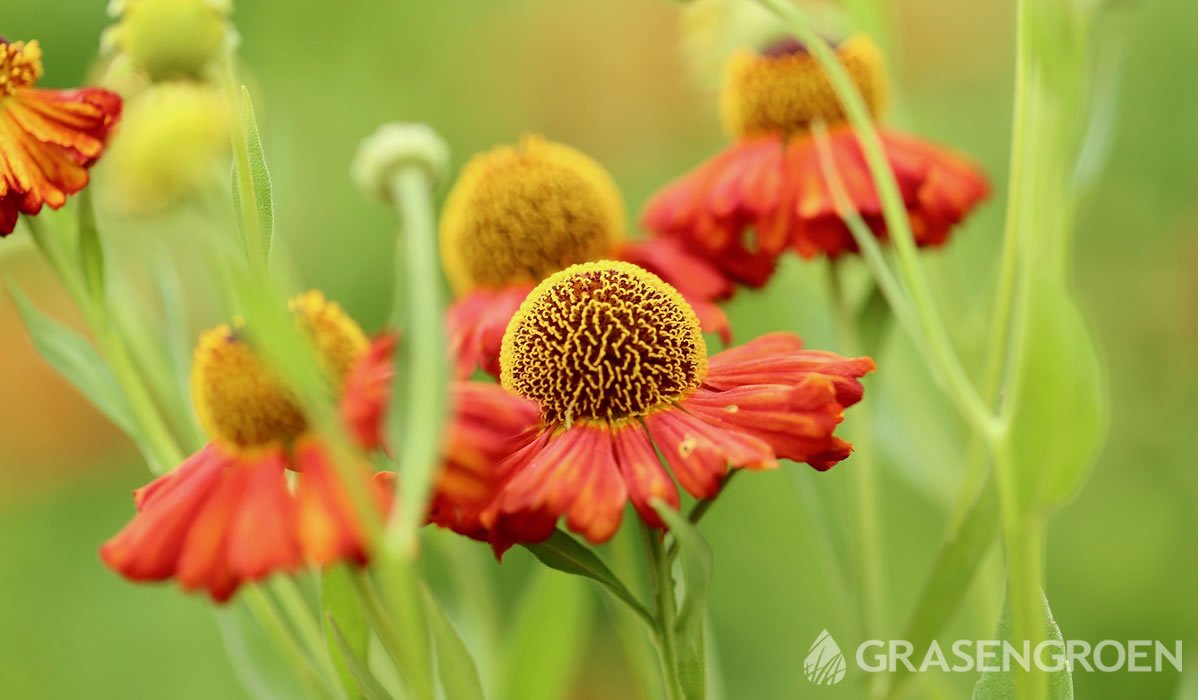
{"left": 76, "top": 190, "right": 105, "bottom": 302}
{"left": 327, "top": 615, "right": 392, "bottom": 700}
{"left": 889, "top": 481, "right": 999, "bottom": 697}
{"left": 323, "top": 566, "right": 370, "bottom": 699}
{"left": 8, "top": 282, "right": 135, "bottom": 435}
{"left": 653, "top": 501, "right": 713, "bottom": 700}
{"left": 214, "top": 603, "right": 308, "bottom": 700}
{"left": 523, "top": 529, "right": 654, "bottom": 629}
{"left": 972, "top": 592, "right": 1074, "bottom": 700}
{"left": 1009, "top": 275, "right": 1105, "bottom": 513}
{"left": 420, "top": 584, "right": 484, "bottom": 700}
{"left": 501, "top": 565, "right": 590, "bottom": 700}
{"left": 231, "top": 85, "right": 275, "bottom": 261}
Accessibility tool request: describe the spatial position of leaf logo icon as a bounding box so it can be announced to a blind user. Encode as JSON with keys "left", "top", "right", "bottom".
{"left": 804, "top": 629, "right": 847, "bottom": 686}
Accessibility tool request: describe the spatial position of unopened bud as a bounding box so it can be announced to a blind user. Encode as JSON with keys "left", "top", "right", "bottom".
{"left": 351, "top": 123, "right": 450, "bottom": 202}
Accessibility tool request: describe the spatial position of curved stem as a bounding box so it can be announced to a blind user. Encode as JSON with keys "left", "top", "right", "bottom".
{"left": 755, "top": 0, "right": 1001, "bottom": 444}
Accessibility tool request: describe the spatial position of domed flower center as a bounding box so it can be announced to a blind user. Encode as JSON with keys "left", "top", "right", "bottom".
{"left": 439, "top": 135, "right": 626, "bottom": 295}
{"left": 191, "top": 292, "right": 369, "bottom": 451}
{"left": 500, "top": 261, "right": 707, "bottom": 425}
{"left": 720, "top": 34, "right": 887, "bottom": 139}
{"left": 0, "top": 40, "right": 43, "bottom": 96}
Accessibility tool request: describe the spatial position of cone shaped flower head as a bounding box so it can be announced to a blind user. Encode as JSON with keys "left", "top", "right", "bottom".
{"left": 471, "top": 261, "right": 875, "bottom": 551}
{"left": 643, "top": 34, "right": 989, "bottom": 282}
{"left": 0, "top": 39, "right": 122, "bottom": 235}
{"left": 442, "top": 135, "right": 736, "bottom": 379}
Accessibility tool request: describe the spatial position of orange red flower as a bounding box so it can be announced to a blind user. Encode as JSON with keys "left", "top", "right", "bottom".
{"left": 440, "top": 135, "right": 736, "bottom": 379}
{"left": 101, "top": 293, "right": 391, "bottom": 602}
{"left": 0, "top": 39, "right": 121, "bottom": 235}
{"left": 642, "top": 35, "right": 988, "bottom": 281}
{"left": 472, "top": 261, "right": 873, "bottom": 551}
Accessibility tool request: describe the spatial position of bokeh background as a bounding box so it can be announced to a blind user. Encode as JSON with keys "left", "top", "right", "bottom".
{"left": 0, "top": 1, "right": 1194, "bottom": 698}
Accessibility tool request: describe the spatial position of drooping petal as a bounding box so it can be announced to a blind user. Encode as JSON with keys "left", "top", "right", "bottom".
{"left": 610, "top": 423, "right": 679, "bottom": 527}
{"left": 101, "top": 444, "right": 302, "bottom": 602}
{"left": 340, "top": 334, "right": 397, "bottom": 450}
{"left": 293, "top": 439, "right": 391, "bottom": 567}
{"left": 100, "top": 446, "right": 226, "bottom": 583}
{"left": 0, "top": 86, "right": 121, "bottom": 235}
{"left": 640, "top": 126, "right": 988, "bottom": 267}
{"left": 482, "top": 424, "right": 629, "bottom": 546}
{"left": 644, "top": 405, "right": 776, "bottom": 499}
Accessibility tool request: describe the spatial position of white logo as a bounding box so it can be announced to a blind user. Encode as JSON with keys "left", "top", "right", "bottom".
{"left": 805, "top": 630, "right": 847, "bottom": 685}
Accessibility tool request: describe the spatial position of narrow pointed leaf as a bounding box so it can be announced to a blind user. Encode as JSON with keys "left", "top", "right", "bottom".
{"left": 654, "top": 501, "right": 713, "bottom": 700}
{"left": 328, "top": 615, "right": 392, "bottom": 700}
{"left": 322, "top": 566, "right": 370, "bottom": 699}
{"left": 972, "top": 592, "right": 1074, "bottom": 699}
{"left": 524, "top": 529, "right": 654, "bottom": 628}
{"left": 231, "top": 86, "right": 274, "bottom": 261}
{"left": 420, "top": 584, "right": 484, "bottom": 700}
{"left": 8, "top": 283, "right": 134, "bottom": 434}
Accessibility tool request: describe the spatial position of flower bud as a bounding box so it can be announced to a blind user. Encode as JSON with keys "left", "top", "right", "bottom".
{"left": 107, "top": 0, "right": 232, "bottom": 81}
{"left": 99, "top": 82, "right": 229, "bottom": 215}
{"left": 351, "top": 123, "right": 450, "bottom": 202}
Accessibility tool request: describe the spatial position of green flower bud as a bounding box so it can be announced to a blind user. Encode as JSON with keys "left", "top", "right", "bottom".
{"left": 107, "top": 0, "right": 233, "bottom": 81}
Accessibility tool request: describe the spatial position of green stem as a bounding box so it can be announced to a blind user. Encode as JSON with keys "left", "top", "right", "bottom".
{"left": 946, "top": 0, "right": 1035, "bottom": 535}
{"left": 993, "top": 444, "right": 1046, "bottom": 700}
{"left": 25, "top": 217, "right": 184, "bottom": 472}
{"left": 827, "top": 261, "right": 887, "bottom": 659}
{"left": 353, "top": 567, "right": 436, "bottom": 700}
{"left": 666, "top": 470, "right": 738, "bottom": 562}
{"left": 245, "top": 587, "right": 338, "bottom": 700}
{"left": 755, "top": 0, "right": 1001, "bottom": 444}
{"left": 272, "top": 578, "right": 348, "bottom": 700}
{"left": 644, "top": 526, "right": 686, "bottom": 700}
{"left": 383, "top": 168, "right": 449, "bottom": 557}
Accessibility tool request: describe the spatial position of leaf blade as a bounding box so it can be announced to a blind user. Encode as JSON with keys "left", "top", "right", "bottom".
{"left": 8, "top": 282, "right": 135, "bottom": 435}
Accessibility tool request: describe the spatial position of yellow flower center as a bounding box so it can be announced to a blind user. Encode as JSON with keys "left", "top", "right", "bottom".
{"left": 720, "top": 35, "right": 887, "bottom": 139}
{"left": 500, "top": 261, "right": 707, "bottom": 425}
{"left": 0, "top": 40, "right": 44, "bottom": 96}
{"left": 190, "top": 292, "right": 369, "bottom": 451}
{"left": 439, "top": 135, "right": 626, "bottom": 295}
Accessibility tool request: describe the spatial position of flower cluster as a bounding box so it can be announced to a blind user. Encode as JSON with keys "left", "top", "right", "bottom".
{"left": 1, "top": 28, "right": 987, "bottom": 604}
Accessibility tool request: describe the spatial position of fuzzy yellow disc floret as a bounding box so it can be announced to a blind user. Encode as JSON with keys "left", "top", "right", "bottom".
{"left": 720, "top": 34, "right": 887, "bottom": 138}
{"left": 439, "top": 135, "right": 626, "bottom": 295}
{"left": 500, "top": 261, "right": 707, "bottom": 425}
{"left": 191, "top": 291, "right": 369, "bottom": 451}
{"left": 0, "top": 40, "right": 43, "bottom": 96}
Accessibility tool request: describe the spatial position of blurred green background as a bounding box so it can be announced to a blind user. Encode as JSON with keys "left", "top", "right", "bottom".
{"left": 0, "top": 0, "right": 1194, "bottom": 698}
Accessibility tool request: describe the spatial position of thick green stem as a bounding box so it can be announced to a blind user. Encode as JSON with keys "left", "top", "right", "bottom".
{"left": 828, "top": 262, "right": 887, "bottom": 660}
{"left": 994, "top": 444, "right": 1046, "bottom": 700}
{"left": 383, "top": 168, "right": 449, "bottom": 557}
{"left": 644, "top": 526, "right": 686, "bottom": 700}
